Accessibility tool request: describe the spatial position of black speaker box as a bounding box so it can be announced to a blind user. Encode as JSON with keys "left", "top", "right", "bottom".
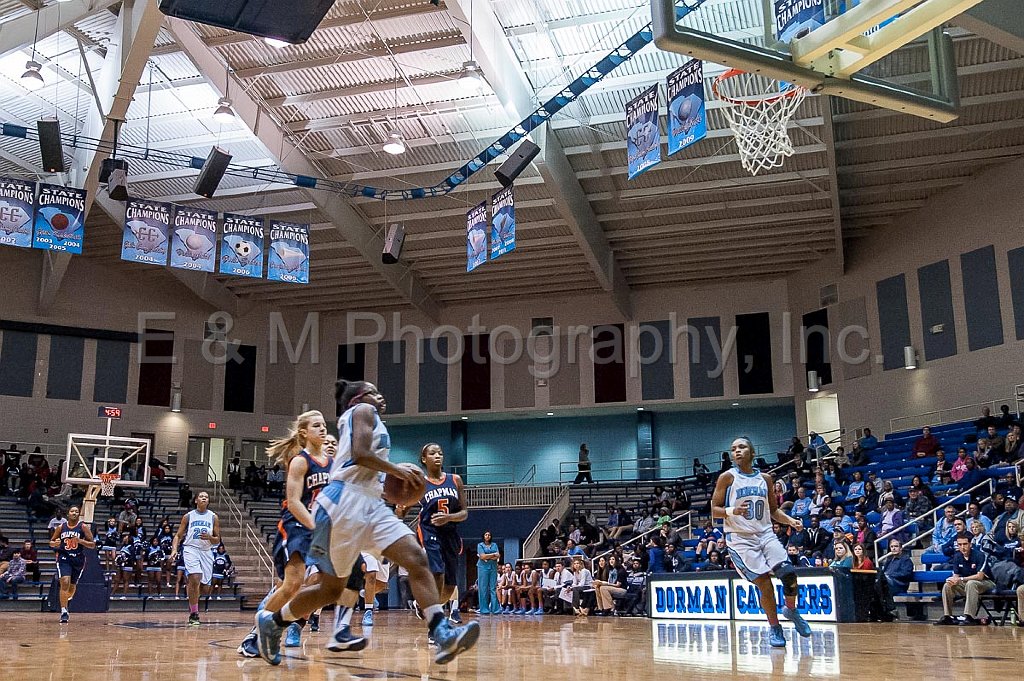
{"left": 37, "top": 119, "right": 64, "bottom": 173}
{"left": 495, "top": 140, "right": 540, "bottom": 187}
{"left": 158, "top": 0, "right": 333, "bottom": 43}
{"left": 193, "top": 147, "right": 233, "bottom": 198}
{"left": 382, "top": 223, "right": 405, "bottom": 264}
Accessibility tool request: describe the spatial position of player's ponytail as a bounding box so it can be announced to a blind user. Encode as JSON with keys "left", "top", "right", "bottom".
{"left": 267, "top": 410, "right": 322, "bottom": 466}
{"left": 335, "top": 379, "right": 371, "bottom": 411}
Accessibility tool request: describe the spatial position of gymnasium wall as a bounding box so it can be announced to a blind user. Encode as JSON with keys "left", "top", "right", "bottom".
{"left": 785, "top": 157, "right": 1024, "bottom": 437}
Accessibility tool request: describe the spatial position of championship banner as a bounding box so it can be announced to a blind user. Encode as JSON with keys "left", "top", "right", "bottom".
{"left": 33, "top": 183, "right": 85, "bottom": 253}
{"left": 775, "top": 0, "right": 825, "bottom": 43}
{"left": 267, "top": 220, "right": 309, "bottom": 284}
{"left": 170, "top": 206, "right": 217, "bottom": 272}
{"left": 490, "top": 185, "right": 515, "bottom": 261}
{"left": 220, "top": 213, "right": 265, "bottom": 278}
{"left": 626, "top": 84, "right": 661, "bottom": 180}
{"left": 0, "top": 178, "right": 35, "bottom": 249}
{"left": 667, "top": 59, "right": 707, "bottom": 155}
{"left": 466, "top": 201, "right": 487, "bottom": 272}
{"left": 121, "top": 198, "right": 171, "bottom": 265}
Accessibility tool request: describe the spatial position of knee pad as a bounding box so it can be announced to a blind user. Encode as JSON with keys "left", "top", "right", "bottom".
{"left": 774, "top": 562, "right": 799, "bottom": 597}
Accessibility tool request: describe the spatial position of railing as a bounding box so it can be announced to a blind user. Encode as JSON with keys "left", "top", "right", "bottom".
{"left": 889, "top": 390, "right": 1022, "bottom": 434}
{"left": 522, "top": 486, "right": 571, "bottom": 559}
{"left": 449, "top": 462, "right": 516, "bottom": 485}
{"left": 590, "top": 511, "right": 693, "bottom": 564}
{"left": 209, "top": 466, "right": 275, "bottom": 589}
{"left": 872, "top": 477, "right": 995, "bottom": 560}
{"left": 463, "top": 484, "right": 564, "bottom": 509}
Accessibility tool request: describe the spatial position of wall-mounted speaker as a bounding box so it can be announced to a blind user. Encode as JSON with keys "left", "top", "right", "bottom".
{"left": 495, "top": 139, "right": 540, "bottom": 188}
{"left": 158, "top": 0, "right": 334, "bottom": 43}
{"left": 382, "top": 223, "right": 405, "bottom": 264}
{"left": 37, "top": 119, "right": 64, "bottom": 173}
{"left": 193, "top": 147, "right": 233, "bottom": 198}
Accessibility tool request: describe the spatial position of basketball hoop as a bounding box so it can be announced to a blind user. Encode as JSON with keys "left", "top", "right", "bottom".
{"left": 98, "top": 473, "right": 120, "bottom": 497}
{"left": 711, "top": 69, "right": 808, "bottom": 176}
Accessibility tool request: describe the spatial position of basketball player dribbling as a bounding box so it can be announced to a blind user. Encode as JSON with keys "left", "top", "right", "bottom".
{"left": 711, "top": 437, "right": 812, "bottom": 647}
{"left": 49, "top": 505, "right": 95, "bottom": 623}
{"left": 399, "top": 443, "right": 467, "bottom": 627}
{"left": 171, "top": 491, "right": 221, "bottom": 626}
{"left": 255, "top": 380, "right": 479, "bottom": 666}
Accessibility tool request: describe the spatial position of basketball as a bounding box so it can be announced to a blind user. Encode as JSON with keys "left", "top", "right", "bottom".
{"left": 50, "top": 212, "right": 69, "bottom": 231}
{"left": 383, "top": 463, "right": 426, "bottom": 506}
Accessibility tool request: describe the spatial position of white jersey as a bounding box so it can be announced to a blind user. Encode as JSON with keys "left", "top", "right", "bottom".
{"left": 183, "top": 509, "right": 217, "bottom": 551}
{"left": 723, "top": 467, "right": 771, "bottom": 536}
{"left": 332, "top": 404, "right": 390, "bottom": 493}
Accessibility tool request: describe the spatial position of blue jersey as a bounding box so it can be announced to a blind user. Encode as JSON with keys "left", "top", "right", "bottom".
{"left": 56, "top": 521, "right": 86, "bottom": 559}
{"left": 281, "top": 449, "right": 333, "bottom": 525}
{"left": 419, "top": 473, "right": 462, "bottom": 536}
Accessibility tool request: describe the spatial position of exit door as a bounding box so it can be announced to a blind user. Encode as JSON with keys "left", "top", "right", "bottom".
{"left": 186, "top": 436, "right": 228, "bottom": 486}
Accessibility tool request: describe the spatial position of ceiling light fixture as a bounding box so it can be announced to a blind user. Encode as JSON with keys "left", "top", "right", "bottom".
{"left": 264, "top": 37, "right": 291, "bottom": 49}
{"left": 21, "top": 60, "right": 44, "bottom": 90}
{"left": 213, "top": 97, "right": 235, "bottom": 124}
{"left": 382, "top": 131, "right": 406, "bottom": 155}
{"left": 807, "top": 370, "right": 820, "bottom": 393}
{"left": 458, "top": 60, "right": 484, "bottom": 92}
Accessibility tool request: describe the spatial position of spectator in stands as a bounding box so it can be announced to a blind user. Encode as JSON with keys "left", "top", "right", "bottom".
{"left": 791, "top": 487, "right": 813, "bottom": 525}
{"left": 18, "top": 540, "right": 39, "bottom": 583}
{"left": 982, "top": 492, "right": 1005, "bottom": 521}
{"left": 539, "top": 518, "right": 561, "bottom": 553}
{"left": 177, "top": 482, "right": 192, "bottom": 509}
{"left": 990, "top": 497, "right": 1021, "bottom": 544}
{"left": 700, "top": 550, "right": 727, "bottom": 571}
{"left": 833, "top": 505, "right": 855, "bottom": 534}
{"left": 803, "top": 516, "right": 830, "bottom": 555}
{"left": 785, "top": 544, "right": 812, "bottom": 567}
{"left": 998, "top": 474, "right": 1022, "bottom": 504}
{"left": 877, "top": 480, "right": 900, "bottom": 510}
{"left": 913, "top": 426, "right": 940, "bottom": 458}
{"left": 117, "top": 503, "right": 137, "bottom": 534}
{"left": 692, "top": 458, "right": 711, "bottom": 487}
{"left": 996, "top": 405, "right": 1019, "bottom": 429}
{"left": 846, "top": 471, "right": 866, "bottom": 502}
{"left": 565, "top": 539, "right": 586, "bottom": 560}
{"left": 931, "top": 506, "right": 960, "bottom": 554}
{"left": 830, "top": 540, "right": 853, "bottom": 568}
{"left": 594, "top": 554, "right": 627, "bottom": 614}
{"left": 855, "top": 516, "right": 877, "bottom": 558}
{"left": 880, "top": 539, "right": 914, "bottom": 595}
{"left": 936, "top": 536, "right": 993, "bottom": 625}
{"left": 986, "top": 426, "right": 1006, "bottom": 457}
{"left": 973, "top": 438, "right": 994, "bottom": 468}
{"left": 941, "top": 519, "right": 971, "bottom": 557}
{"left": 851, "top": 428, "right": 877, "bottom": 466}
{"left": 856, "top": 482, "right": 879, "bottom": 515}
{"left": 852, "top": 543, "right": 873, "bottom": 569}
{"left": 808, "top": 431, "right": 831, "bottom": 462}
{"left": 965, "top": 502, "right": 992, "bottom": 533}
{"left": 957, "top": 458, "right": 987, "bottom": 498}
{"left": 951, "top": 448, "right": 971, "bottom": 482}
{"left": 573, "top": 444, "right": 593, "bottom": 484}
{"left": 1003, "top": 430, "right": 1021, "bottom": 464}
{"left": 0, "top": 548, "right": 25, "bottom": 599}
{"left": 227, "top": 456, "right": 242, "bottom": 491}
{"left": 832, "top": 446, "right": 849, "bottom": 469}
{"left": 974, "top": 407, "right": 1000, "bottom": 432}
{"left": 879, "top": 498, "right": 904, "bottom": 540}
{"left": 905, "top": 487, "right": 933, "bottom": 532}
{"left": 932, "top": 450, "right": 950, "bottom": 485}
{"left": 911, "top": 475, "right": 937, "bottom": 504}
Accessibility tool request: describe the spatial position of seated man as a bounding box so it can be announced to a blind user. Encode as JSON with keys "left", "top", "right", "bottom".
{"left": 791, "top": 487, "right": 813, "bottom": 524}
{"left": 935, "top": 536, "right": 993, "bottom": 626}
{"left": 990, "top": 497, "right": 1021, "bottom": 544}
{"left": 913, "top": 426, "right": 940, "bottom": 458}
{"left": 931, "top": 506, "right": 959, "bottom": 554}
{"left": 939, "top": 519, "right": 970, "bottom": 558}
{"left": 879, "top": 539, "right": 914, "bottom": 594}
{"left": 851, "top": 428, "right": 878, "bottom": 466}
{"left": 904, "top": 487, "right": 933, "bottom": 531}
{"left": 0, "top": 548, "right": 26, "bottom": 599}
{"left": 965, "top": 501, "right": 992, "bottom": 533}
{"left": 878, "top": 499, "right": 904, "bottom": 540}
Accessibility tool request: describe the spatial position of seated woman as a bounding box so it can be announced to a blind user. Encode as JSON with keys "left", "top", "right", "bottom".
{"left": 931, "top": 450, "right": 950, "bottom": 485}
{"left": 846, "top": 471, "right": 866, "bottom": 503}
{"left": 830, "top": 540, "right": 854, "bottom": 569}
{"left": 606, "top": 507, "right": 633, "bottom": 541}
{"left": 877, "top": 480, "right": 901, "bottom": 510}
{"left": 594, "top": 554, "right": 627, "bottom": 616}
{"left": 855, "top": 482, "right": 879, "bottom": 515}
{"left": 692, "top": 458, "right": 711, "bottom": 487}
{"left": 852, "top": 543, "right": 873, "bottom": 570}
{"left": 513, "top": 562, "right": 542, "bottom": 615}
{"left": 569, "top": 557, "right": 594, "bottom": 617}
{"left": 211, "top": 544, "right": 233, "bottom": 598}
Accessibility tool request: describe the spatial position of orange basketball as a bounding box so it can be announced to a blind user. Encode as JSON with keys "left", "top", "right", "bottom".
{"left": 383, "top": 464, "right": 426, "bottom": 507}
{"left": 50, "top": 212, "right": 70, "bottom": 231}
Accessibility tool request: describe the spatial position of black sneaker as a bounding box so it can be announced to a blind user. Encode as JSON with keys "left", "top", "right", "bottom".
{"left": 309, "top": 613, "right": 320, "bottom": 632}
{"left": 934, "top": 615, "right": 956, "bottom": 626}
{"left": 59, "top": 612, "right": 69, "bottom": 624}
{"left": 957, "top": 615, "right": 981, "bottom": 626}
{"left": 188, "top": 613, "right": 201, "bottom": 627}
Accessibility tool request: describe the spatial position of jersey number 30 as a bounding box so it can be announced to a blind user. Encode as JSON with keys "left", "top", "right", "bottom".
{"left": 743, "top": 500, "right": 766, "bottom": 521}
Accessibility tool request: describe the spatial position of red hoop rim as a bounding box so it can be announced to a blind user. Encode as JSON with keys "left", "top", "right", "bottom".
{"left": 711, "top": 68, "right": 805, "bottom": 106}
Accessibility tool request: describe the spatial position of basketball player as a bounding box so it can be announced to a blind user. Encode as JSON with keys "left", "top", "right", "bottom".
{"left": 255, "top": 380, "right": 480, "bottom": 666}
{"left": 400, "top": 443, "right": 467, "bottom": 625}
{"left": 49, "top": 505, "right": 95, "bottom": 623}
{"left": 711, "top": 437, "right": 812, "bottom": 647}
{"left": 171, "top": 491, "right": 221, "bottom": 626}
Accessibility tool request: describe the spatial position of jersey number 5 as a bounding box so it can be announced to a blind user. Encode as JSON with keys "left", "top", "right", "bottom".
{"left": 436, "top": 499, "right": 449, "bottom": 514}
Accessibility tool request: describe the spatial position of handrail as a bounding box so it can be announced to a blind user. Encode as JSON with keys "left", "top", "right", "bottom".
{"left": 519, "top": 464, "right": 537, "bottom": 486}
{"left": 872, "top": 477, "right": 994, "bottom": 559}
{"left": 889, "top": 395, "right": 1019, "bottom": 434}
{"left": 591, "top": 511, "right": 693, "bottom": 564}
{"left": 208, "top": 465, "right": 275, "bottom": 588}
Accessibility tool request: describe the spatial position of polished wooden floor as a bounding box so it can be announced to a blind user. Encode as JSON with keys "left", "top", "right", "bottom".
{"left": 2, "top": 610, "right": 1022, "bottom": 680}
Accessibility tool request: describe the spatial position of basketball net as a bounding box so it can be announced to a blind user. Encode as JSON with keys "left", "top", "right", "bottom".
{"left": 81, "top": 474, "right": 119, "bottom": 524}
{"left": 712, "top": 69, "right": 808, "bottom": 176}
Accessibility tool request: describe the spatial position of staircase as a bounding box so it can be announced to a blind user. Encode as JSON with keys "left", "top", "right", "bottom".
{"left": 207, "top": 487, "right": 275, "bottom": 607}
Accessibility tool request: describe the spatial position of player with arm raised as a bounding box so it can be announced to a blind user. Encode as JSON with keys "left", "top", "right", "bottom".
{"left": 50, "top": 504, "right": 96, "bottom": 624}
{"left": 171, "top": 491, "right": 221, "bottom": 626}
{"left": 711, "top": 437, "right": 812, "bottom": 647}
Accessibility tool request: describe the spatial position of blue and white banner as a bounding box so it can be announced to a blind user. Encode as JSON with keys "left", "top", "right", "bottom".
{"left": 0, "top": 178, "right": 35, "bottom": 249}
{"left": 121, "top": 198, "right": 171, "bottom": 265}
{"left": 667, "top": 59, "right": 707, "bottom": 156}
{"left": 626, "top": 84, "right": 661, "bottom": 179}
{"left": 466, "top": 201, "right": 487, "bottom": 272}
{"left": 170, "top": 206, "right": 217, "bottom": 272}
{"left": 775, "top": 0, "right": 825, "bottom": 43}
{"left": 267, "top": 220, "right": 309, "bottom": 284}
{"left": 650, "top": 578, "right": 732, "bottom": 620}
{"left": 220, "top": 213, "right": 264, "bottom": 278}
{"left": 490, "top": 186, "right": 515, "bottom": 261}
{"left": 33, "top": 183, "right": 85, "bottom": 254}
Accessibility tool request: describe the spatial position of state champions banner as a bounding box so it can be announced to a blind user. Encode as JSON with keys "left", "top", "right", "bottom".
{"left": 0, "top": 178, "right": 35, "bottom": 249}
{"left": 490, "top": 185, "right": 515, "bottom": 261}
{"left": 775, "top": 0, "right": 825, "bottom": 43}
{"left": 121, "top": 198, "right": 171, "bottom": 265}
{"left": 267, "top": 220, "right": 309, "bottom": 284}
{"left": 626, "top": 84, "right": 661, "bottom": 180}
{"left": 170, "top": 206, "right": 217, "bottom": 272}
{"left": 33, "top": 183, "right": 85, "bottom": 253}
{"left": 667, "top": 59, "right": 707, "bottom": 155}
{"left": 466, "top": 201, "right": 487, "bottom": 272}
{"left": 220, "top": 213, "right": 265, "bottom": 278}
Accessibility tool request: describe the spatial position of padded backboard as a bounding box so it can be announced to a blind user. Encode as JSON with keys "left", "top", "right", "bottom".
{"left": 64, "top": 433, "right": 151, "bottom": 488}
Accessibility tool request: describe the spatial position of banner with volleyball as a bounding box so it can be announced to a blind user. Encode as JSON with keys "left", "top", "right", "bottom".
{"left": 490, "top": 186, "right": 515, "bottom": 261}
{"left": 775, "top": 0, "right": 825, "bottom": 43}
{"left": 170, "top": 206, "right": 217, "bottom": 272}
{"left": 466, "top": 201, "right": 487, "bottom": 272}
{"left": 267, "top": 220, "right": 309, "bottom": 284}
{"left": 667, "top": 59, "right": 707, "bottom": 155}
{"left": 0, "top": 178, "right": 35, "bottom": 249}
{"left": 626, "top": 84, "right": 661, "bottom": 180}
{"left": 121, "top": 198, "right": 171, "bottom": 265}
{"left": 33, "top": 184, "right": 86, "bottom": 254}
{"left": 220, "top": 213, "right": 265, "bottom": 278}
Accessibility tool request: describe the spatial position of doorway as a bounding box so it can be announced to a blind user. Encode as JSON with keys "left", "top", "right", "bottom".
{"left": 806, "top": 393, "right": 841, "bottom": 450}
{"left": 186, "top": 436, "right": 228, "bottom": 486}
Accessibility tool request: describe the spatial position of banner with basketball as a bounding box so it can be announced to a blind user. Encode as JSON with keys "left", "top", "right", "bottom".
{"left": 626, "top": 84, "right": 661, "bottom": 179}
{"left": 667, "top": 59, "right": 707, "bottom": 156}
{"left": 775, "top": 0, "right": 825, "bottom": 43}
{"left": 33, "top": 183, "right": 85, "bottom": 253}
{"left": 220, "top": 213, "right": 265, "bottom": 278}
{"left": 0, "top": 178, "right": 35, "bottom": 249}
{"left": 466, "top": 201, "right": 487, "bottom": 272}
{"left": 121, "top": 198, "right": 171, "bottom": 265}
{"left": 170, "top": 206, "right": 217, "bottom": 272}
{"left": 267, "top": 220, "right": 309, "bottom": 284}
{"left": 490, "top": 185, "right": 515, "bottom": 261}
